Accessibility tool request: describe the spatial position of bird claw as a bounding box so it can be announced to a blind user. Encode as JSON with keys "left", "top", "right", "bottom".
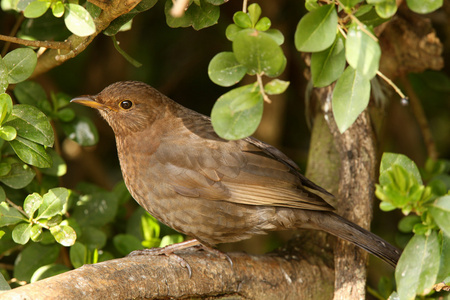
{"left": 192, "top": 244, "right": 234, "bottom": 268}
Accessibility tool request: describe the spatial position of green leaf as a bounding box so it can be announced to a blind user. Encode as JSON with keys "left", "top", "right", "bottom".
{"left": 265, "top": 29, "right": 284, "bottom": 45}
{"left": 160, "top": 234, "right": 184, "bottom": 247}
{"left": 305, "top": 0, "right": 320, "bottom": 11}
{"left": 165, "top": 0, "right": 220, "bottom": 30}
{"left": 104, "top": 0, "right": 157, "bottom": 36}
{"left": 395, "top": 231, "right": 440, "bottom": 299}
{"left": 211, "top": 84, "right": 263, "bottom": 140}
{"left": 3, "top": 48, "right": 37, "bottom": 84}
{"left": 9, "top": 136, "right": 52, "bottom": 168}
{"left": 24, "top": 193, "right": 43, "bottom": 217}
{"left": 225, "top": 24, "right": 242, "bottom": 41}
{"left": 340, "top": 0, "right": 363, "bottom": 8}
{"left": 0, "top": 272, "right": 10, "bottom": 291}
{"left": 64, "top": 3, "right": 96, "bottom": 37}
{"left": 50, "top": 225, "right": 76, "bottom": 247}
{"left": 14, "top": 243, "right": 60, "bottom": 282}
{"left": 437, "top": 234, "right": 450, "bottom": 283}
{"left": 398, "top": 215, "right": 421, "bottom": 233}
{"left": 0, "top": 93, "right": 13, "bottom": 125}
{"left": 14, "top": 81, "right": 47, "bottom": 105}
{"left": 294, "top": 4, "right": 338, "bottom": 52}
{"left": 30, "top": 224, "right": 42, "bottom": 242}
{"left": 113, "top": 234, "right": 144, "bottom": 256}
{"left": 38, "top": 148, "right": 67, "bottom": 177}
{"left": 255, "top": 17, "right": 271, "bottom": 31}
{"left": 405, "top": 0, "right": 443, "bottom": 14}
{"left": 30, "top": 264, "right": 69, "bottom": 283}
{"left": 247, "top": 3, "right": 261, "bottom": 27}
{"left": 429, "top": 196, "right": 450, "bottom": 237}
{"left": 62, "top": 116, "right": 99, "bottom": 146}
{"left": 233, "top": 11, "right": 252, "bottom": 29}
{"left": 12, "top": 222, "right": 32, "bottom": 244}
{"left": 0, "top": 58, "right": 8, "bottom": 93}
{"left": 264, "top": 79, "right": 290, "bottom": 95}
{"left": 370, "top": 0, "right": 398, "bottom": 18}
{"left": 0, "top": 202, "right": 26, "bottom": 226}
{"left": 78, "top": 226, "right": 107, "bottom": 250}
{"left": 332, "top": 66, "right": 370, "bottom": 133}
{"left": 69, "top": 242, "right": 86, "bottom": 268}
{"left": 0, "top": 160, "right": 35, "bottom": 189}
{"left": 345, "top": 24, "right": 381, "bottom": 79}
{"left": 0, "top": 126, "right": 16, "bottom": 141}
{"left": 379, "top": 153, "right": 422, "bottom": 186}
{"left": 233, "top": 29, "right": 286, "bottom": 77}
{"left": 5, "top": 104, "right": 54, "bottom": 147}
{"left": 311, "top": 34, "right": 346, "bottom": 87}
{"left": 0, "top": 164, "right": 10, "bottom": 177}
{"left": 51, "top": 1, "right": 65, "bottom": 18}
{"left": 208, "top": 52, "right": 247, "bottom": 87}
{"left": 37, "top": 187, "right": 69, "bottom": 219}
{"left": 23, "top": 0, "right": 50, "bottom": 18}
{"left": 111, "top": 35, "right": 142, "bottom": 68}
{"left": 72, "top": 191, "right": 119, "bottom": 227}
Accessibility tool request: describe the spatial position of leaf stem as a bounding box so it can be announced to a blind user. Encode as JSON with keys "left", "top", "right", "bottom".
{"left": 256, "top": 73, "right": 271, "bottom": 103}
{"left": 0, "top": 34, "right": 71, "bottom": 51}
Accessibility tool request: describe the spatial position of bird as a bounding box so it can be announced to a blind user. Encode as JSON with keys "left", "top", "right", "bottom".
{"left": 71, "top": 81, "right": 400, "bottom": 268}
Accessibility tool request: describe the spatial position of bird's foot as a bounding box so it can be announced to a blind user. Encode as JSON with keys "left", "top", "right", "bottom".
{"left": 190, "top": 244, "right": 233, "bottom": 267}
{"left": 128, "top": 239, "right": 202, "bottom": 277}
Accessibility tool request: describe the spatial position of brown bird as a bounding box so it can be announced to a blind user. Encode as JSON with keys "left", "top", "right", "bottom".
{"left": 71, "top": 81, "right": 400, "bottom": 268}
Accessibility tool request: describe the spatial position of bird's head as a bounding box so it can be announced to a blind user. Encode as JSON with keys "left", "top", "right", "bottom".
{"left": 71, "top": 81, "right": 166, "bottom": 135}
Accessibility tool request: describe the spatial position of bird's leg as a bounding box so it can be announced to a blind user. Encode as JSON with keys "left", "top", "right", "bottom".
{"left": 191, "top": 243, "right": 234, "bottom": 267}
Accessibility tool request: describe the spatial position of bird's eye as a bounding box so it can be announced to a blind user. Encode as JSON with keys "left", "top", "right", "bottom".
{"left": 120, "top": 100, "right": 133, "bottom": 109}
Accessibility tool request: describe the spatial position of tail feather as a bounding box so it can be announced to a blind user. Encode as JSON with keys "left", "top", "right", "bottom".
{"left": 299, "top": 211, "right": 401, "bottom": 267}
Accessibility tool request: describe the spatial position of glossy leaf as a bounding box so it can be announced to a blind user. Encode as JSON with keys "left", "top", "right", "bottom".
{"left": 104, "top": 0, "right": 157, "bottom": 36}
{"left": 0, "top": 163, "right": 11, "bottom": 177}
{"left": 0, "top": 272, "right": 10, "bottom": 291}
{"left": 0, "top": 202, "right": 25, "bottom": 226}
{"left": 233, "top": 11, "right": 252, "bottom": 29}
{"left": 38, "top": 148, "right": 67, "bottom": 177}
{"left": 0, "top": 93, "right": 13, "bottom": 125}
{"left": 5, "top": 104, "right": 54, "bottom": 147}
{"left": 0, "top": 126, "right": 17, "bottom": 141}
{"left": 12, "top": 222, "right": 32, "bottom": 244}
{"left": 346, "top": 24, "right": 381, "bottom": 79}
{"left": 406, "top": 0, "right": 443, "bottom": 14}
{"left": 3, "top": 48, "right": 37, "bottom": 84}
{"left": 294, "top": 4, "right": 338, "bottom": 52}
{"left": 396, "top": 231, "right": 440, "bottom": 300}
{"left": 429, "top": 195, "right": 450, "bottom": 237}
{"left": 211, "top": 84, "right": 263, "bottom": 140}
{"left": 165, "top": 0, "right": 219, "bottom": 30}
{"left": 265, "top": 29, "right": 284, "bottom": 45}
{"left": 0, "top": 58, "right": 8, "bottom": 93}
{"left": 64, "top": 3, "right": 96, "bottom": 37}
{"left": 51, "top": 1, "right": 65, "bottom": 18}
{"left": 72, "top": 191, "right": 119, "bottom": 227}
{"left": 255, "top": 17, "right": 271, "bottom": 31}
{"left": 225, "top": 24, "right": 242, "bottom": 41}
{"left": 247, "top": 3, "right": 261, "bottom": 27}
{"left": 340, "top": 0, "right": 363, "bottom": 8}
{"left": 379, "top": 153, "right": 422, "bottom": 186}
{"left": 24, "top": 193, "right": 43, "bottom": 217}
{"left": 30, "top": 264, "right": 70, "bottom": 283}
{"left": 264, "top": 79, "right": 289, "bottom": 95}
{"left": 9, "top": 136, "right": 52, "bottom": 168}
{"left": 113, "top": 234, "right": 144, "bottom": 256}
{"left": 311, "top": 34, "right": 346, "bottom": 87}
{"left": 0, "top": 160, "right": 35, "bottom": 189}
{"left": 50, "top": 225, "right": 76, "bottom": 247}
{"left": 437, "top": 234, "right": 450, "bottom": 283}
{"left": 370, "top": 0, "right": 398, "bottom": 18}
{"left": 69, "top": 242, "right": 86, "bottom": 268}
{"left": 62, "top": 116, "right": 99, "bottom": 146}
{"left": 14, "top": 243, "right": 60, "bottom": 282}
{"left": 233, "top": 29, "right": 286, "bottom": 77}
{"left": 23, "top": 0, "right": 50, "bottom": 18}
{"left": 37, "top": 188, "right": 69, "bottom": 219}
{"left": 208, "top": 52, "right": 247, "bottom": 87}
{"left": 332, "top": 66, "right": 370, "bottom": 133}
{"left": 14, "top": 81, "right": 47, "bottom": 105}
{"left": 77, "top": 226, "right": 107, "bottom": 250}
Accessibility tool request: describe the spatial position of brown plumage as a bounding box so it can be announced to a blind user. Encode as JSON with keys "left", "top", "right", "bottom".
{"left": 71, "top": 81, "right": 400, "bottom": 267}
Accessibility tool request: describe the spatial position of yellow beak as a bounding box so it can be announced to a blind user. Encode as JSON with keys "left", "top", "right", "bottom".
{"left": 70, "top": 96, "right": 104, "bottom": 110}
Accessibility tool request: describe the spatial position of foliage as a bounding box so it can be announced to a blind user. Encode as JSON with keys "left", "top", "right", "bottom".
{"left": 0, "top": 0, "right": 447, "bottom": 299}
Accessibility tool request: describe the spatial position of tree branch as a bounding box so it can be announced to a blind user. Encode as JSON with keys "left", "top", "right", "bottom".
{"left": 31, "top": 0, "right": 142, "bottom": 78}
{"left": 2, "top": 247, "right": 335, "bottom": 299}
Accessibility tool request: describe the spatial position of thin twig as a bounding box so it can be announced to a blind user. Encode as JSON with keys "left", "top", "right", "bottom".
{"left": 170, "top": 0, "right": 190, "bottom": 17}
{"left": 400, "top": 76, "right": 438, "bottom": 160}
{"left": 256, "top": 73, "right": 271, "bottom": 103}
{"left": 5, "top": 198, "right": 28, "bottom": 219}
{"left": 243, "top": 0, "right": 248, "bottom": 13}
{"left": 0, "top": 34, "right": 71, "bottom": 50}
{"left": 376, "top": 70, "right": 407, "bottom": 99}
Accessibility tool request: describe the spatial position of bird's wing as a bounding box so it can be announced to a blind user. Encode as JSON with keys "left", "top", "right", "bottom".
{"left": 153, "top": 112, "right": 333, "bottom": 211}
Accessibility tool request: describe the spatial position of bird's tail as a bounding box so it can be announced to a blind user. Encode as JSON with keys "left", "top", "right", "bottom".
{"left": 297, "top": 211, "right": 401, "bottom": 267}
